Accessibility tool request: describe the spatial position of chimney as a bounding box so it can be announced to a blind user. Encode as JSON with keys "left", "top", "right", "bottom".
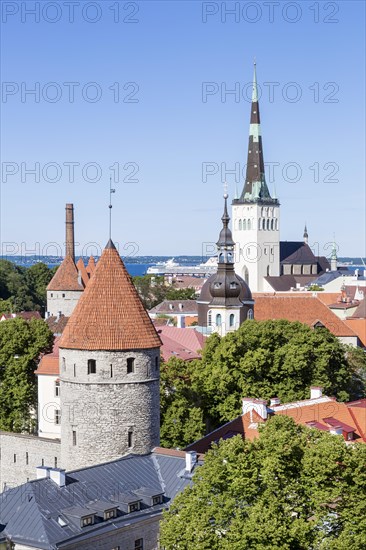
{"left": 242, "top": 398, "right": 268, "bottom": 420}
{"left": 185, "top": 451, "right": 197, "bottom": 473}
{"left": 36, "top": 466, "right": 51, "bottom": 479}
{"left": 50, "top": 468, "right": 66, "bottom": 487}
{"left": 310, "top": 386, "right": 323, "bottom": 399}
{"left": 270, "top": 397, "right": 281, "bottom": 407}
{"left": 56, "top": 311, "right": 62, "bottom": 321}
{"left": 65, "top": 203, "right": 75, "bottom": 260}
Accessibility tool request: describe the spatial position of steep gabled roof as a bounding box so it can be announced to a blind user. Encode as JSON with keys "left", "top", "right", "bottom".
{"left": 59, "top": 240, "right": 161, "bottom": 350}
{"left": 86, "top": 256, "right": 96, "bottom": 275}
{"left": 254, "top": 295, "right": 357, "bottom": 338}
{"left": 47, "top": 256, "right": 84, "bottom": 292}
{"left": 280, "top": 242, "right": 317, "bottom": 265}
{"left": 76, "top": 258, "right": 90, "bottom": 287}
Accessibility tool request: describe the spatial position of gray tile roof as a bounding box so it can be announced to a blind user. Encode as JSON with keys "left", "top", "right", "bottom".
{"left": 280, "top": 242, "right": 317, "bottom": 265}
{"left": 0, "top": 451, "right": 194, "bottom": 549}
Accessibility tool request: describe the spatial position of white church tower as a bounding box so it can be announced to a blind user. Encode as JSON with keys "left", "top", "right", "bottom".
{"left": 232, "top": 63, "right": 280, "bottom": 292}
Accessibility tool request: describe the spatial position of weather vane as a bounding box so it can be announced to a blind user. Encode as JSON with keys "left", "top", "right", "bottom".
{"left": 109, "top": 177, "right": 116, "bottom": 240}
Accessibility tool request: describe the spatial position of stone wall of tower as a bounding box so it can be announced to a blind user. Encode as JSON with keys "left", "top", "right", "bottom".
{"left": 47, "top": 290, "right": 83, "bottom": 317}
{"left": 232, "top": 203, "right": 280, "bottom": 292}
{"left": 60, "top": 348, "right": 160, "bottom": 472}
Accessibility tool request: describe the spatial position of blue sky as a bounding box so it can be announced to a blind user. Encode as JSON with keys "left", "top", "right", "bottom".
{"left": 1, "top": 0, "right": 365, "bottom": 259}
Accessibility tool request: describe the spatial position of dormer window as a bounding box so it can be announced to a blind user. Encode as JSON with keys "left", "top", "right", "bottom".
{"left": 152, "top": 495, "right": 163, "bottom": 505}
{"left": 81, "top": 515, "right": 94, "bottom": 527}
{"left": 104, "top": 508, "right": 117, "bottom": 520}
{"left": 127, "top": 357, "right": 135, "bottom": 373}
{"left": 129, "top": 501, "right": 140, "bottom": 513}
{"left": 214, "top": 282, "right": 221, "bottom": 289}
{"left": 230, "top": 282, "right": 237, "bottom": 289}
{"left": 87, "top": 359, "right": 96, "bottom": 374}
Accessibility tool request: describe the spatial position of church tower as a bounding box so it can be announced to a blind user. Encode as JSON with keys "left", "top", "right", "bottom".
{"left": 232, "top": 63, "right": 280, "bottom": 291}
{"left": 58, "top": 239, "right": 161, "bottom": 472}
{"left": 197, "top": 194, "right": 254, "bottom": 336}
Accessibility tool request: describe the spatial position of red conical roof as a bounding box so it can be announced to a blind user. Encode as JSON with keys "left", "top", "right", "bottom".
{"left": 59, "top": 241, "right": 161, "bottom": 350}
{"left": 47, "top": 256, "right": 84, "bottom": 291}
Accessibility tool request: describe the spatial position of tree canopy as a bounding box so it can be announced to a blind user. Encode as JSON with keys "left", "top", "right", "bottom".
{"left": 161, "top": 416, "right": 366, "bottom": 549}
{"left": 0, "top": 317, "right": 53, "bottom": 432}
{"left": 160, "top": 320, "right": 362, "bottom": 448}
{"left": 0, "top": 260, "right": 55, "bottom": 313}
{"left": 133, "top": 274, "right": 196, "bottom": 310}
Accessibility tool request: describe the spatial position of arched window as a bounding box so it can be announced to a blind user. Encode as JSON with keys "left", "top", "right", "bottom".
{"left": 128, "top": 429, "right": 133, "bottom": 448}
{"left": 248, "top": 219, "right": 251, "bottom": 230}
{"left": 262, "top": 219, "right": 266, "bottom": 230}
{"left": 127, "top": 357, "right": 135, "bottom": 373}
{"left": 275, "top": 219, "right": 279, "bottom": 230}
{"left": 258, "top": 218, "right": 262, "bottom": 230}
{"left": 271, "top": 219, "right": 274, "bottom": 230}
{"left": 239, "top": 219, "right": 242, "bottom": 230}
{"left": 267, "top": 219, "right": 270, "bottom": 230}
{"left": 216, "top": 314, "right": 222, "bottom": 327}
{"left": 267, "top": 265, "right": 270, "bottom": 276}
{"left": 155, "top": 356, "right": 159, "bottom": 370}
{"left": 247, "top": 309, "right": 254, "bottom": 320}
{"left": 243, "top": 219, "right": 247, "bottom": 230}
{"left": 229, "top": 314, "right": 235, "bottom": 327}
{"left": 208, "top": 310, "right": 212, "bottom": 326}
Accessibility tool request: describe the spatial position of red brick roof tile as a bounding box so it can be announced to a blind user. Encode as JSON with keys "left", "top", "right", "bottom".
{"left": 47, "top": 256, "right": 84, "bottom": 291}
{"left": 59, "top": 241, "right": 161, "bottom": 351}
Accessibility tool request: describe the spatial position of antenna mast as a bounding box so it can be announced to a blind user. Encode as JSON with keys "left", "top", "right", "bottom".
{"left": 109, "top": 177, "right": 116, "bottom": 240}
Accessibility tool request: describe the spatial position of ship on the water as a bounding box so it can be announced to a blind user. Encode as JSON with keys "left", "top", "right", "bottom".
{"left": 147, "top": 257, "right": 218, "bottom": 277}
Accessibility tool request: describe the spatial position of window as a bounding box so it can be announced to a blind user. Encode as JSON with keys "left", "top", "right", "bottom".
{"left": 25, "top": 452, "right": 28, "bottom": 465}
{"left": 55, "top": 410, "right": 61, "bottom": 425}
{"left": 72, "top": 430, "right": 77, "bottom": 446}
{"left": 247, "top": 309, "right": 254, "bottom": 320}
{"left": 271, "top": 219, "right": 274, "bottom": 230}
{"left": 229, "top": 314, "right": 235, "bottom": 327}
{"left": 262, "top": 218, "right": 266, "bottom": 230}
{"left": 347, "top": 432, "right": 354, "bottom": 441}
{"left": 104, "top": 509, "right": 117, "bottom": 520}
{"left": 128, "top": 429, "right": 133, "bottom": 448}
{"left": 267, "top": 265, "right": 270, "bottom": 276}
{"left": 216, "top": 314, "right": 222, "bottom": 327}
{"left": 258, "top": 218, "right": 262, "bottom": 230}
{"left": 62, "top": 293, "right": 65, "bottom": 298}
{"left": 155, "top": 356, "right": 159, "bottom": 370}
{"left": 110, "top": 364, "right": 113, "bottom": 378}
{"left": 135, "top": 539, "right": 143, "bottom": 550}
{"left": 152, "top": 495, "right": 163, "bottom": 506}
{"left": 129, "top": 502, "right": 140, "bottom": 513}
{"left": 13, "top": 454, "right": 16, "bottom": 463}
{"left": 54, "top": 457, "right": 58, "bottom": 468}
{"left": 127, "top": 357, "right": 135, "bottom": 373}
{"left": 243, "top": 219, "right": 247, "bottom": 230}
{"left": 73, "top": 364, "right": 76, "bottom": 377}
{"left": 264, "top": 247, "right": 267, "bottom": 255}
{"left": 41, "top": 458, "right": 44, "bottom": 466}
{"left": 207, "top": 310, "right": 212, "bottom": 326}
{"left": 62, "top": 357, "right": 66, "bottom": 371}
{"left": 267, "top": 219, "right": 270, "bottom": 230}
{"left": 111, "top": 547, "right": 120, "bottom": 550}
{"left": 247, "top": 219, "right": 251, "bottom": 230}
{"left": 55, "top": 380, "right": 60, "bottom": 397}
{"left": 87, "top": 359, "right": 96, "bottom": 374}
{"left": 81, "top": 516, "right": 94, "bottom": 527}
{"left": 51, "top": 293, "right": 53, "bottom": 297}
{"left": 238, "top": 219, "right": 242, "bottom": 230}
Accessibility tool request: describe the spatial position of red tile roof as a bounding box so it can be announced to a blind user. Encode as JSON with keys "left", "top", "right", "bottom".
{"left": 76, "top": 258, "right": 90, "bottom": 287}
{"left": 254, "top": 296, "right": 357, "bottom": 338}
{"left": 156, "top": 326, "right": 205, "bottom": 361}
{"left": 35, "top": 337, "right": 60, "bottom": 376}
{"left": 47, "top": 256, "right": 84, "bottom": 291}
{"left": 186, "top": 394, "right": 366, "bottom": 454}
{"left": 59, "top": 241, "right": 161, "bottom": 351}
{"left": 86, "top": 256, "right": 96, "bottom": 274}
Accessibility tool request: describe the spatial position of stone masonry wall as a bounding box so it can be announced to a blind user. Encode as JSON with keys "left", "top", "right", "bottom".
{"left": 60, "top": 348, "right": 160, "bottom": 471}
{"left": 0, "top": 432, "right": 60, "bottom": 490}
{"left": 47, "top": 290, "right": 83, "bottom": 317}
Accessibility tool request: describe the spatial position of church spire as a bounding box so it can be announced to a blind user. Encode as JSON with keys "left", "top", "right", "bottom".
{"left": 303, "top": 224, "right": 308, "bottom": 244}
{"left": 237, "top": 62, "right": 275, "bottom": 204}
{"left": 216, "top": 192, "right": 235, "bottom": 262}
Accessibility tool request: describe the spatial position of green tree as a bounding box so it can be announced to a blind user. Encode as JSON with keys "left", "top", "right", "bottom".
{"left": 160, "top": 320, "right": 356, "bottom": 448}
{"left": 160, "top": 416, "right": 366, "bottom": 549}
{"left": 165, "top": 288, "right": 197, "bottom": 300}
{"left": 0, "top": 317, "right": 53, "bottom": 432}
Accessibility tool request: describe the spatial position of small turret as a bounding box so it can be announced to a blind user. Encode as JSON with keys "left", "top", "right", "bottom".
{"left": 303, "top": 224, "right": 308, "bottom": 244}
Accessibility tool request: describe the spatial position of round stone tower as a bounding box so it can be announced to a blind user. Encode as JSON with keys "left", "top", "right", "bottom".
{"left": 58, "top": 239, "right": 161, "bottom": 471}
